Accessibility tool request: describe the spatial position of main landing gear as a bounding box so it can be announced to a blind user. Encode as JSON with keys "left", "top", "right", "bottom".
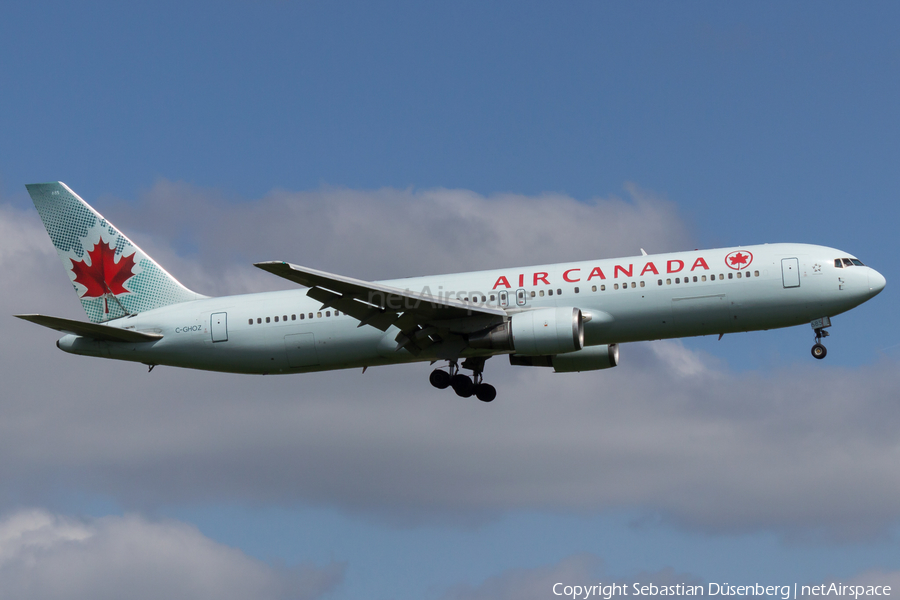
{"left": 810, "top": 316, "right": 831, "bottom": 360}
{"left": 429, "top": 358, "right": 497, "bottom": 402}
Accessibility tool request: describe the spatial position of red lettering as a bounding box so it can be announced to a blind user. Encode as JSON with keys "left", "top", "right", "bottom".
{"left": 587, "top": 267, "right": 606, "bottom": 280}
{"left": 492, "top": 276, "right": 511, "bottom": 290}
{"left": 691, "top": 257, "right": 710, "bottom": 271}
{"left": 518, "top": 274, "right": 524, "bottom": 287}
{"left": 534, "top": 272, "right": 549, "bottom": 285}
{"left": 640, "top": 262, "right": 659, "bottom": 276}
{"left": 563, "top": 268, "right": 581, "bottom": 282}
{"left": 614, "top": 264, "right": 633, "bottom": 278}
{"left": 667, "top": 259, "right": 684, "bottom": 273}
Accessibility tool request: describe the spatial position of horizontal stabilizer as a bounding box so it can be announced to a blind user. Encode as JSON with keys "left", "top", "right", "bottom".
{"left": 14, "top": 314, "right": 163, "bottom": 343}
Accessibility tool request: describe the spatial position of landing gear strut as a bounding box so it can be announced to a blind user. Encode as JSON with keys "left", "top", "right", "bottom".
{"left": 810, "top": 317, "right": 831, "bottom": 360}
{"left": 429, "top": 358, "right": 497, "bottom": 402}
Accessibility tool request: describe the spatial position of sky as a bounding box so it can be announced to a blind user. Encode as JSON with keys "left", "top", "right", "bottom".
{"left": 1, "top": 2, "right": 900, "bottom": 598}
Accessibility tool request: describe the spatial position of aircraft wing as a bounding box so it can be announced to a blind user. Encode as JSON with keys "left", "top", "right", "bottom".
{"left": 254, "top": 261, "right": 507, "bottom": 354}
{"left": 15, "top": 314, "right": 163, "bottom": 343}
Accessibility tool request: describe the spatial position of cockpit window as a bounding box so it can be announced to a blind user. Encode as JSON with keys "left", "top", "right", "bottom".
{"left": 850, "top": 259, "right": 865, "bottom": 266}
{"left": 834, "top": 259, "right": 843, "bottom": 268}
{"left": 842, "top": 258, "right": 853, "bottom": 267}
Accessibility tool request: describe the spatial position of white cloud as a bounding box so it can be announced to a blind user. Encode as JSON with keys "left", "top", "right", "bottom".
{"left": 0, "top": 509, "right": 343, "bottom": 600}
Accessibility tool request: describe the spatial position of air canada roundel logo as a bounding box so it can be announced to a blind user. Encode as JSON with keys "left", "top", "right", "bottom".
{"left": 725, "top": 250, "right": 753, "bottom": 270}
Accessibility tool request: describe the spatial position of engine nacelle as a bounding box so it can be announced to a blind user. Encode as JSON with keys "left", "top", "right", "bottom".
{"left": 509, "top": 344, "right": 619, "bottom": 372}
{"left": 469, "top": 307, "right": 584, "bottom": 356}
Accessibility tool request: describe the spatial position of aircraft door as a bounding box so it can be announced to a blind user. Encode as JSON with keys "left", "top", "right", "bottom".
{"left": 782, "top": 258, "right": 800, "bottom": 288}
{"left": 211, "top": 312, "right": 228, "bottom": 342}
{"left": 499, "top": 290, "right": 509, "bottom": 308}
{"left": 516, "top": 288, "right": 527, "bottom": 306}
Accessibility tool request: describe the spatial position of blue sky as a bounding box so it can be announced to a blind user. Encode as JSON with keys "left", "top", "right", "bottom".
{"left": 2, "top": 2, "right": 900, "bottom": 599}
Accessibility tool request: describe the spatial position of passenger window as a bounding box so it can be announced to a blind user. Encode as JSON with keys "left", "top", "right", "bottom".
{"left": 530, "top": 291, "right": 535, "bottom": 297}
{"left": 658, "top": 279, "right": 662, "bottom": 286}
{"left": 701, "top": 275, "right": 707, "bottom": 282}
{"left": 574, "top": 287, "right": 580, "bottom": 293}
{"left": 666, "top": 279, "right": 671, "bottom": 285}
{"left": 737, "top": 272, "right": 741, "bottom": 279}
{"left": 257, "top": 318, "right": 262, "bottom": 324}
{"left": 675, "top": 278, "right": 680, "bottom": 284}
{"left": 291, "top": 314, "right": 296, "bottom": 320}
{"left": 274, "top": 316, "right": 279, "bottom": 322}
{"left": 283, "top": 315, "right": 288, "bottom": 321}
{"left": 539, "top": 290, "right": 545, "bottom": 297}
{"left": 300, "top": 314, "right": 305, "bottom": 320}
{"left": 317, "top": 312, "right": 322, "bottom": 318}
{"left": 557, "top": 289, "right": 562, "bottom": 295}
{"left": 490, "top": 295, "right": 495, "bottom": 301}
{"left": 693, "top": 276, "right": 697, "bottom": 282}
{"left": 308, "top": 313, "right": 313, "bottom": 319}
{"left": 601, "top": 285, "right": 606, "bottom": 291}
{"left": 728, "top": 273, "right": 733, "bottom": 279}
{"left": 335, "top": 311, "right": 340, "bottom": 316}
{"left": 640, "top": 281, "right": 645, "bottom": 288}
{"left": 614, "top": 284, "right": 619, "bottom": 290}
{"left": 754, "top": 271, "right": 759, "bottom": 277}
{"left": 591, "top": 286, "right": 597, "bottom": 292}
{"left": 266, "top": 317, "right": 271, "bottom": 323}
{"left": 248, "top": 319, "right": 253, "bottom": 325}
{"left": 548, "top": 289, "right": 553, "bottom": 296}
{"left": 631, "top": 282, "right": 636, "bottom": 288}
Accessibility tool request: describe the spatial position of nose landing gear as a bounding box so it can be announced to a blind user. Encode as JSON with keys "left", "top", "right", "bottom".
{"left": 429, "top": 357, "right": 497, "bottom": 402}
{"left": 810, "top": 317, "right": 831, "bottom": 360}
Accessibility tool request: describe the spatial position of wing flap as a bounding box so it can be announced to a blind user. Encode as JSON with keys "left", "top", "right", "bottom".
{"left": 15, "top": 314, "right": 163, "bottom": 343}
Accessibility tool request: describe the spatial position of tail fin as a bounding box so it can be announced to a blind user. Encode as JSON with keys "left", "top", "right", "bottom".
{"left": 26, "top": 182, "right": 205, "bottom": 323}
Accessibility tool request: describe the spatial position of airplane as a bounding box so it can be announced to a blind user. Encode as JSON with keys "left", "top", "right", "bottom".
{"left": 16, "top": 182, "right": 886, "bottom": 403}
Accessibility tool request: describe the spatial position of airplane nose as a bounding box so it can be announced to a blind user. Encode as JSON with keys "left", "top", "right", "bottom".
{"left": 868, "top": 269, "right": 886, "bottom": 295}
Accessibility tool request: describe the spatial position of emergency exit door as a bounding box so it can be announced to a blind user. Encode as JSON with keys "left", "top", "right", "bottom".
{"left": 782, "top": 258, "right": 800, "bottom": 288}
{"left": 211, "top": 312, "right": 228, "bottom": 342}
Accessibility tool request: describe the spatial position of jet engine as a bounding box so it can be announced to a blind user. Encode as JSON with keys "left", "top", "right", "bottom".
{"left": 509, "top": 344, "right": 619, "bottom": 372}
{"left": 468, "top": 307, "right": 584, "bottom": 356}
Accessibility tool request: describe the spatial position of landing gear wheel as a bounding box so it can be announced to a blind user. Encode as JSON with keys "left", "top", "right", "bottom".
{"left": 429, "top": 369, "right": 451, "bottom": 389}
{"left": 811, "top": 343, "right": 827, "bottom": 359}
{"left": 450, "top": 374, "right": 474, "bottom": 398}
{"left": 474, "top": 383, "right": 496, "bottom": 403}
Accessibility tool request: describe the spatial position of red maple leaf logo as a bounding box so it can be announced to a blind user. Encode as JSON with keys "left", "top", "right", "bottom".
{"left": 70, "top": 240, "right": 137, "bottom": 299}
{"left": 725, "top": 250, "right": 753, "bottom": 270}
{"left": 729, "top": 252, "right": 749, "bottom": 267}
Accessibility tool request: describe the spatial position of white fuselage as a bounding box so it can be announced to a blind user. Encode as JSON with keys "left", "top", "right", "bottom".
{"left": 58, "top": 243, "right": 885, "bottom": 374}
